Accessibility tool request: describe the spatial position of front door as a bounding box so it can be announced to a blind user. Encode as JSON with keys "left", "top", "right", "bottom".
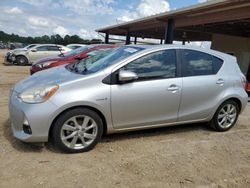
{"left": 111, "top": 49, "right": 182, "bottom": 129}
{"left": 47, "top": 46, "right": 61, "bottom": 57}
{"left": 29, "top": 46, "right": 49, "bottom": 63}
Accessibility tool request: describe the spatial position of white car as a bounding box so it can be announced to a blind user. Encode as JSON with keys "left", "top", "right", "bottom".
{"left": 10, "top": 44, "right": 71, "bottom": 65}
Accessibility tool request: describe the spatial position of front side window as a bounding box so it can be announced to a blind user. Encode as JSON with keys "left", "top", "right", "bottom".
{"left": 123, "top": 49, "right": 177, "bottom": 80}
{"left": 36, "top": 46, "right": 49, "bottom": 51}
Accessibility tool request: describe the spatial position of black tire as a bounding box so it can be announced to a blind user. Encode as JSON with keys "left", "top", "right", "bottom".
{"left": 209, "top": 100, "right": 239, "bottom": 132}
{"left": 52, "top": 108, "right": 103, "bottom": 153}
{"left": 15, "top": 56, "right": 28, "bottom": 65}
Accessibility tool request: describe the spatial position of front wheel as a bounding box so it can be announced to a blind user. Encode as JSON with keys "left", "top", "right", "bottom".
{"left": 209, "top": 100, "right": 239, "bottom": 131}
{"left": 15, "top": 56, "right": 28, "bottom": 65}
{"left": 52, "top": 108, "right": 103, "bottom": 153}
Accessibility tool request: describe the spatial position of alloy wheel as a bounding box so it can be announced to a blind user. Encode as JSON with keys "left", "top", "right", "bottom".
{"left": 60, "top": 115, "right": 98, "bottom": 150}
{"left": 217, "top": 104, "right": 237, "bottom": 129}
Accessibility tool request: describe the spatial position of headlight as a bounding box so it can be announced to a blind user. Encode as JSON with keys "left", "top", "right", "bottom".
{"left": 19, "top": 85, "right": 59, "bottom": 103}
{"left": 39, "top": 61, "right": 57, "bottom": 68}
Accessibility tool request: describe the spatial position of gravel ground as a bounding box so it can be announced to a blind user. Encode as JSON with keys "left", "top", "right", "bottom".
{"left": 0, "top": 49, "right": 250, "bottom": 188}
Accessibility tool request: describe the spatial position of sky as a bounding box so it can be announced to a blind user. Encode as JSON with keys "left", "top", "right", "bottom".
{"left": 0, "top": 0, "right": 209, "bottom": 40}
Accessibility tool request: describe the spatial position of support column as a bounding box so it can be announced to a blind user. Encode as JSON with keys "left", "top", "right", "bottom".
{"left": 126, "top": 30, "right": 131, "bottom": 45}
{"left": 105, "top": 33, "right": 109, "bottom": 44}
{"left": 134, "top": 37, "right": 137, "bottom": 44}
{"left": 164, "top": 19, "right": 174, "bottom": 44}
{"left": 160, "top": 39, "right": 163, "bottom": 44}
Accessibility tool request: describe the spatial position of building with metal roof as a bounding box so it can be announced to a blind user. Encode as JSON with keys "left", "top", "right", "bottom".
{"left": 96, "top": 0, "right": 250, "bottom": 80}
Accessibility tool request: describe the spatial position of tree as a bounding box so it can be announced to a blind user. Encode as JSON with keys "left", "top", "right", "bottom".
{"left": 0, "top": 30, "right": 102, "bottom": 45}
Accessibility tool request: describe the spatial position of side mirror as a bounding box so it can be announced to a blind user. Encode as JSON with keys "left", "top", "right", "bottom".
{"left": 119, "top": 70, "right": 138, "bottom": 82}
{"left": 31, "top": 49, "right": 37, "bottom": 52}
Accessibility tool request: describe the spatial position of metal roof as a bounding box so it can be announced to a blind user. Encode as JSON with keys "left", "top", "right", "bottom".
{"left": 96, "top": 0, "right": 250, "bottom": 41}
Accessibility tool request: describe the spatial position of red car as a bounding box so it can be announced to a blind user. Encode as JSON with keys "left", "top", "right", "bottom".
{"left": 30, "top": 44, "right": 117, "bottom": 74}
{"left": 245, "top": 67, "right": 250, "bottom": 94}
{"left": 246, "top": 82, "right": 250, "bottom": 93}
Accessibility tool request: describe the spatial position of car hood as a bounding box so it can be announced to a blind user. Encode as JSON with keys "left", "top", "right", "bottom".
{"left": 12, "top": 48, "right": 27, "bottom": 53}
{"left": 33, "top": 56, "right": 62, "bottom": 65}
{"left": 14, "top": 65, "right": 82, "bottom": 93}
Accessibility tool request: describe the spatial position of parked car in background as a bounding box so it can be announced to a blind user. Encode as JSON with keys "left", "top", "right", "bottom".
{"left": 66, "top": 44, "right": 86, "bottom": 50}
{"left": 6, "top": 44, "right": 71, "bottom": 65}
{"left": 0, "top": 43, "right": 6, "bottom": 49}
{"left": 5, "top": 44, "right": 39, "bottom": 63}
{"left": 9, "top": 45, "right": 248, "bottom": 153}
{"left": 8, "top": 42, "right": 23, "bottom": 50}
{"left": 30, "top": 44, "right": 117, "bottom": 74}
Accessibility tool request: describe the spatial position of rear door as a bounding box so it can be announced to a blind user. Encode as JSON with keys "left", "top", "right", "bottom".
{"left": 178, "top": 49, "right": 224, "bottom": 122}
{"left": 111, "top": 49, "right": 182, "bottom": 129}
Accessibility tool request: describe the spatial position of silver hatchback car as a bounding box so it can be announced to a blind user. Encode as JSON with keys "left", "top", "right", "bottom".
{"left": 9, "top": 45, "right": 248, "bottom": 153}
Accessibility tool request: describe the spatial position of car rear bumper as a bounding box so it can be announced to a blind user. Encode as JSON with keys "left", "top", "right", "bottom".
{"left": 9, "top": 89, "right": 58, "bottom": 143}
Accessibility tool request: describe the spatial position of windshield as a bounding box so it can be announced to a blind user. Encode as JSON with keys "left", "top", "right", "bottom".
{"left": 76, "top": 48, "right": 115, "bottom": 72}
{"left": 63, "top": 46, "right": 89, "bottom": 57}
{"left": 67, "top": 46, "right": 145, "bottom": 75}
{"left": 25, "top": 44, "right": 36, "bottom": 49}
{"left": 67, "top": 48, "right": 115, "bottom": 73}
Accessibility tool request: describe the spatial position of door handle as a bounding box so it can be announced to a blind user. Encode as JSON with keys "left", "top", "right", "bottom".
{"left": 216, "top": 78, "right": 224, "bottom": 86}
{"left": 167, "top": 84, "right": 179, "bottom": 92}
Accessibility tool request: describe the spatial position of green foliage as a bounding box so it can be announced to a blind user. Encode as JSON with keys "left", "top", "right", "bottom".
{"left": 0, "top": 30, "right": 102, "bottom": 45}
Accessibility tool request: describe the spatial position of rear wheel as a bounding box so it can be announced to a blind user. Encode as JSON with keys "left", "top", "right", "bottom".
{"left": 52, "top": 108, "right": 103, "bottom": 153}
{"left": 210, "top": 100, "right": 239, "bottom": 131}
{"left": 15, "top": 56, "right": 28, "bottom": 65}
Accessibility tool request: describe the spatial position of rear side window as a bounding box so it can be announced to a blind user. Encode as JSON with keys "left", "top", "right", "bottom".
{"left": 182, "top": 50, "right": 223, "bottom": 77}
{"left": 212, "top": 56, "right": 224, "bottom": 74}
{"left": 36, "top": 46, "right": 49, "bottom": 51}
{"left": 48, "top": 46, "right": 60, "bottom": 51}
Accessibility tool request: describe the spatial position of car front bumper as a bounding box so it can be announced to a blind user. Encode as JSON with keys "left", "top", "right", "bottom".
{"left": 5, "top": 53, "right": 15, "bottom": 63}
{"left": 9, "top": 89, "right": 59, "bottom": 142}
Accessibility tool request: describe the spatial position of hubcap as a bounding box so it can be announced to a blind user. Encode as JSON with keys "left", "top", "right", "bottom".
{"left": 217, "top": 104, "right": 237, "bottom": 129}
{"left": 60, "top": 115, "right": 97, "bottom": 149}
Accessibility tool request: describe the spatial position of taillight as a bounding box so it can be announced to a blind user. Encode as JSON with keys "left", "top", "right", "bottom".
{"left": 240, "top": 74, "right": 246, "bottom": 87}
{"left": 245, "top": 81, "right": 250, "bottom": 92}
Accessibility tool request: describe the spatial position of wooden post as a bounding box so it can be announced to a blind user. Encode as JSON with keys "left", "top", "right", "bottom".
{"left": 126, "top": 30, "right": 131, "bottom": 45}
{"left": 164, "top": 19, "right": 174, "bottom": 44}
{"left": 134, "top": 37, "right": 137, "bottom": 44}
{"left": 105, "top": 33, "right": 109, "bottom": 44}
